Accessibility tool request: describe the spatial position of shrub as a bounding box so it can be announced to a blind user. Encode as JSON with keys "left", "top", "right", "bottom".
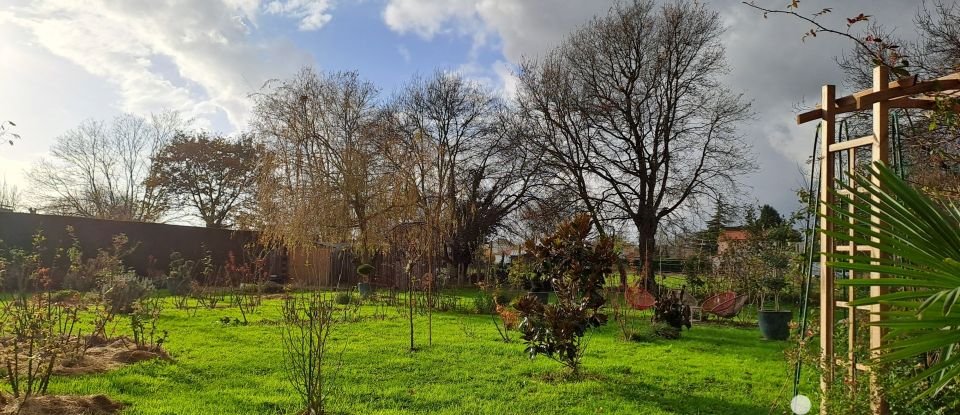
{"left": 514, "top": 215, "right": 615, "bottom": 375}
{"left": 356, "top": 263, "right": 374, "bottom": 281}
{"left": 166, "top": 252, "right": 194, "bottom": 296}
{"left": 100, "top": 272, "right": 154, "bottom": 314}
{"left": 130, "top": 296, "right": 167, "bottom": 351}
{"left": 1, "top": 293, "right": 83, "bottom": 399}
{"left": 334, "top": 291, "right": 353, "bottom": 305}
{"left": 281, "top": 293, "right": 342, "bottom": 415}
{"left": 649, "top": 322, "right": 681, "bottom": 340}
{"left": 49, "top": 289, "right": 81, "bottom": 304}
{"left": 652, "top": 288, "right": 691, "bottom": 332}
{"left": 473, "top": 293, "right": 495, "bottom": 314}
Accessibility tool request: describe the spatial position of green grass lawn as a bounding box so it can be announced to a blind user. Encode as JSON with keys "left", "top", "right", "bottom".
{"left": 43, "top": 292, "right": 815, "bottom": 415}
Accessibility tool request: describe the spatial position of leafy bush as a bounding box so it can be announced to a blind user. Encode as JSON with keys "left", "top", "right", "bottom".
{"left": 130, "top": 297, "right": 167, "bottom": 351}
{"left": 356, "top": 263, "right": 374, "bottom": 283}
{"left": 63, "top": 232, "right": 134, "bottom": 293}
{"left": 653, "top": 289, "right": 691, "bottom": 333}
{"left": 473, "top": 293, "right": 496, "bottom": 314}
{"left": 334, "top": 291, "right": 353, "bottom": 305}
{"left": 240, "top": 280, "right": 284, "bottom": 294}
{"left": 507, "top": 256, "right": 548, "bottom": 292}
{"left": 648, "top": 322, "right": 681, "bottom": 340}
{"left": 514, "top": 214, "right": 615, "bottom": 375}
{"left": 49, "top": 289, "right": 81, "bottom": 304}
{"left": 100, "top": 272, "right": 154, "bottom": 314}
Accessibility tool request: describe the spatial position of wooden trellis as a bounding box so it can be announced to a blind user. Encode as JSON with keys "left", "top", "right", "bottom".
{"left": 797, "top": 66, "right": 960, "bottom": 414}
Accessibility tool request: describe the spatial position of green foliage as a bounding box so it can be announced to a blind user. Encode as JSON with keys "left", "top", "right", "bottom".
{"left": 357, "top": 263, "right": 374, "bottom": 283}
{"left": 652, "top": 289, "right": 691, "bottom": 332}
{"left": 649, "top": 322, "right": 682, "bottom": 340}
{"left": 514, "top": 215, "right": 615, "bottom": 374}
{"left": 147, "top": 131, "right": 261, "bottom": 228}
{"left": 826, "top": 162, "right": 960, "bottom": 400}
{"left": 130, "top": 297, "right": 168, "bottom": 351}
{"left": 506, "top": 255, "right": 546, "bottom": 291}
{"left": 334, "top": 291, "right": 354, "bottom": 305}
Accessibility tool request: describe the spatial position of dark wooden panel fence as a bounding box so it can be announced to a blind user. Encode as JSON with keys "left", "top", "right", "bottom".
{"left": 0, "top": 212, "right": 440, "bottom": 290}
{"left": 0, "top": 212, "right": 261, "bottom": 281}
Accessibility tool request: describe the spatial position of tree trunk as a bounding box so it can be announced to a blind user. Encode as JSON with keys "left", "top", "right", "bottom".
{"left": 637, "top": 222, "right": 659, "bottom": 296}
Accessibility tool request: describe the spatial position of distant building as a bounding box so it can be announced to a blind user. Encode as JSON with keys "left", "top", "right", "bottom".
{"left": 489, "top": 238, "right": 520, "bottom": 265}
{"left": 717, "top": 227, "right": 750, "bottom": 255}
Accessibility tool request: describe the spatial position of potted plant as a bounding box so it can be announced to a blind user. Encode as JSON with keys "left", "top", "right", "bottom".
{"left": 757, "top": 273, "right": 791, "bottom": 340}
{"left": 356, "top": 263, "right": 374, "bottom": 298}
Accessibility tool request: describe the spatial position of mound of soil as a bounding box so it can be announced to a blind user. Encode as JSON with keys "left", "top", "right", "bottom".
{"left": 0, "top": 394, "right": 122, "bottom": 415}
{"left": 55, "top": 337, "right": 169, "bottom": 376}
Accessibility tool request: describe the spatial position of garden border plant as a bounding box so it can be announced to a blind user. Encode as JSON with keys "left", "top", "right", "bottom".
{"left": 514, "top": 214, "right": 615, "bottom": 376}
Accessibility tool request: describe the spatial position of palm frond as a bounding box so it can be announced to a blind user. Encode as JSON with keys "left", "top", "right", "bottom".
{"left": 823, "top": 162, "right": 960, "bottom": 399}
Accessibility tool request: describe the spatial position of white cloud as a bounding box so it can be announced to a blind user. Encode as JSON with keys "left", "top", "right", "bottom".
{"left": 265, "top": 0, "right": 335, "bottom": 31}
{"left": 383, "top": 0, "right": 614, "bottom": 61}
{"left": 0, "top": 0, "right": 323, "bottom": 193}
{"left": 1, "top": 0, "right": 317, "bottom": 131}
{"left": 383, "top": 0, "right": 480, "bottom": 39}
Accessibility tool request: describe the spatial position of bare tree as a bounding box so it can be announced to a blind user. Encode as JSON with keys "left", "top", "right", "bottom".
{"left": 518, "top": 0, "right": 755, "bottom": 291}
{"left": 388, "top": 71, "right": 525, "bottom": 285}
{"left": 28, "top": 112, "right": 184, "bottom": 221}
{"left": 253, "top": 68, "right": 401, "bottom": 255}
{"left": 0, "top": 176, "right": 20, "bottom": 211}
{"left": 444, "top": 110, "right": 539, "bottom": 284}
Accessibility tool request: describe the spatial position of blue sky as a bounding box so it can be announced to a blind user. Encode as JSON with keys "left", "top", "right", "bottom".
{"left": 0, "top": 0, "right": 923, "bottom": 222}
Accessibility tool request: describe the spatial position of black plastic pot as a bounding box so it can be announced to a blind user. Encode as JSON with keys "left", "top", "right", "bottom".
{"left": 758, "top": 310, "right": 792, "bottom": 341}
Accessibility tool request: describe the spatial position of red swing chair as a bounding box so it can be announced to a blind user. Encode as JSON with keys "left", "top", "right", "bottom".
{"left": 624, "top": 285, "right": 656, "bottom": 310}
{"left": 701, "top": 291, "right": 749, "bottom": 319}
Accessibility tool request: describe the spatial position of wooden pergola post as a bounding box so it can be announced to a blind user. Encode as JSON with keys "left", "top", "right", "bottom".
{"left": 868, "top": 65, "right": 890, "bottom": 415}
{"left": 818, "top": 84, "right": 836, "bottom": 414}
{"left": 801, "top": 65, "right": 931, "bottom": 415}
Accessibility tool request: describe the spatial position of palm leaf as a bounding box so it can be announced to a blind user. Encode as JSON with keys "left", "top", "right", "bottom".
{"left": 824, "top": 162, "right": 960, "bottom": 399}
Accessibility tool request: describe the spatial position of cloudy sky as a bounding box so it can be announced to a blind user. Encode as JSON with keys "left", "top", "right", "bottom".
{"left": 0, "top": 0, "right": 919, "bottom": 220}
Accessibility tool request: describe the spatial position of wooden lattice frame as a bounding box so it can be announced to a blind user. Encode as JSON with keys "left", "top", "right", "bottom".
{"left": 798, "top": 66, "right": 960, "bottom": 415}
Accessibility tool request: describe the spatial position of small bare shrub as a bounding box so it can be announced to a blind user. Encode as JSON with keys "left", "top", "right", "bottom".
{"left": 100, "top": 272, "right": 154, "bottom": 314}
{"left": 281, "top": 293, "right": 343, "bottom": 415}
{"left": 129, "top": 297, "right": 167, "bottom": 351}
{"left": 1, "top": 291, "right": 83, "bottom": 399}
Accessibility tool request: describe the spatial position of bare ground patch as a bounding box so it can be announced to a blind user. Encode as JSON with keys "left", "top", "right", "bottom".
{"left": 55, "top": 336, "right": 169, "bottom": 376}
{"left": 0, "top": 394, "right": 122, "bottom": 415}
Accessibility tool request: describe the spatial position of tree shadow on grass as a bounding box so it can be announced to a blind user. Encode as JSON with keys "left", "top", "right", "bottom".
{"left": 605, "top": 377, "right": 776, "bottom": 415}
{"left": 682, "top": 327, "right": 789, "bottom": 357}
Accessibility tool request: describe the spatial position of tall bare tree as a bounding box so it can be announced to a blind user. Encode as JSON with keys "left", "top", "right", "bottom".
{"left": 518, "top": 0, "right": 755, "bottom": 290}
{"left": 253, "top": 68, "right": 401, "bottom": 256}
{"left": 388, "top": 71, "right": 533, "bottom": 285}
{"left": 28, "top": 111, "right": 184, "bottom": 221}
{"left": 444, "top": 111, "right": 539, "bottom": 283}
